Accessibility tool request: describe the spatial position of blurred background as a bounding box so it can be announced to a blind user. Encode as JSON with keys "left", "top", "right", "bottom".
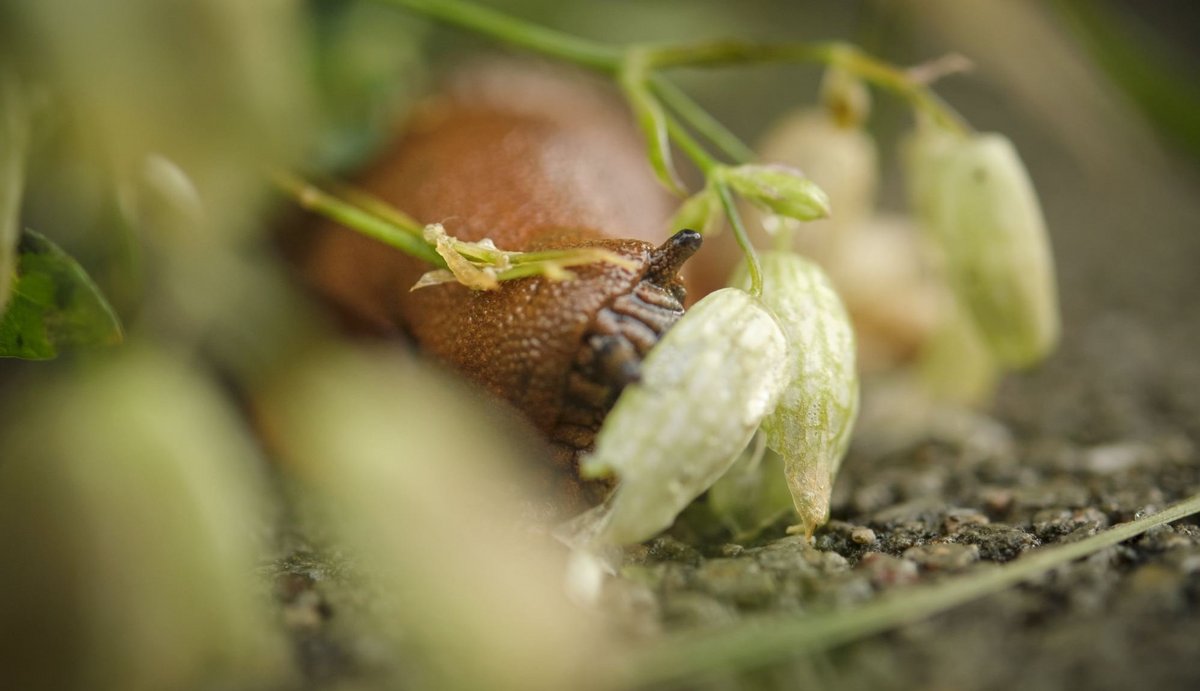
{"left": 1, "top": 1, "right": 1198, "bottom": 689}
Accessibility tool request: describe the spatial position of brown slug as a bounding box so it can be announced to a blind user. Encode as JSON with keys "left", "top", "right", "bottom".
{"left": 299, "top": 64, "right": 701, "bottom": 497}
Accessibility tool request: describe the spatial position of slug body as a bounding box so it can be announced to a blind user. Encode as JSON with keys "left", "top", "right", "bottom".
{"left": 302, "top": 66, "right": 698, "bottom": 493}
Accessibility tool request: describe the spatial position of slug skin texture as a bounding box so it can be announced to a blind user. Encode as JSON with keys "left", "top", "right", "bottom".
{"left": 300, "top": 65, "right": 689, "bottom": 500}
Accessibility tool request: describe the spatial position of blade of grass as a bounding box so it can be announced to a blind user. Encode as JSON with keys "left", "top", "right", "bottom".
{"left": 619, "top": 491, "right": 1200, "bottom": 687}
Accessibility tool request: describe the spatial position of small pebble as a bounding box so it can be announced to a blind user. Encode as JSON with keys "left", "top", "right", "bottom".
{"left": 1084, "top": 442, "right": 1151, "bottom": 474}
{"left": 903, "top": 543, "right": 980, "bottom": 572}
{"left": 718, "top": 543, "right": 746, "bottom": 558}
{"left": 942, "top": 508, "right": 990, "bottom": 534}
{"left": 851, "top": 526, "right": 877, "bottom": 545}
{"left": 979, "top": 487, "right": 1014, "bottom": 516}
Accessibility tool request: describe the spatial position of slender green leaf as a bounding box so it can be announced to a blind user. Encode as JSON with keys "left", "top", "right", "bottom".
{"left": 0, "top": 230, "right": 123, "bottom": 360}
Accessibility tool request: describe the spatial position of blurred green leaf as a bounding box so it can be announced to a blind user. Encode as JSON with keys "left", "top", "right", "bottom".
{"left": 1055, "top": 0, "right": 1200, "bottom": 161}
{"left": 0, "top": 229, "right": 122, "bottom": 359}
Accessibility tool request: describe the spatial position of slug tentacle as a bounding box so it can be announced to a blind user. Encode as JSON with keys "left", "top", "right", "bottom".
{"left": 645, "top": 228, "right": 702, "bottom": 292}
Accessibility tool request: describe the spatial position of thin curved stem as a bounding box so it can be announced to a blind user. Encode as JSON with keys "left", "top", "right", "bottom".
{"left": 663, "top": 110, "right": 719, "bottom": 175}
{"left": 379, "top": 0, "right": 968, "bottom": 136}
{"left": 651, "top": 75, "right": 755, "bottom": 164}
{"left": 376, "top": 0, "right": 621, "bottom": 72}
{"left": 273, "top": 171, "right": 445, "bottom": 267}
{"left": 617, "top": 490, "right": 1200, "bottom": 687}
{"left": 715, "top": 181, "right": 761, "bottom": 297}
{"left": 643, "top": 40, "right": 969, "bottom": 135}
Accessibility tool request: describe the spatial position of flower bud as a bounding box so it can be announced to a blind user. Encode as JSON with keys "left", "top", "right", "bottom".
{"left": 733, "top": 251, "right": 860, "bottom": 537}
{"left": 818, "top": 215, "right": 944, "bottom": 374}
{"left": 902, "top": 125, "right": 957, "bottom": 229}
{"left": 906, "top": 130, "right": 1060, "bottom": 368}
{"left": 722, "top": 163, "right": 831, "bottom": 223}
{"left": 918, "top": 295, "right": 1000, "bottom": 406}
{"left": 580, "top": 287, "right": 788, "bottom": 545}
{"left": 820, "top": 67, "right": 872, "bottom": 130}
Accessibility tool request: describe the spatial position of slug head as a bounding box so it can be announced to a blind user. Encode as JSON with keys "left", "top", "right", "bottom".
{"left": 552, "top": 230, "right": 701, "bottom": 499}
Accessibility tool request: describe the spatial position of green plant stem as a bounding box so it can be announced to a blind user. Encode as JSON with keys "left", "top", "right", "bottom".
{"left": 643, "top": 40, "right": 969, "bottom": 135}
{"left": 715, "top": 181, "right": 761, "bottom": 297}
{"left": 377, "top": 0, "right": 621, "bottom": 72}
{"left": 371, "top": 0, "right": 969, "bottom": 286}
{"left": 617, "top": 491, "right": 1200, "bottom": 687}
{"left": 379, "top": 0, "right": 967, "bottom": 137}
{"left": 324, "top": 179, "right": 427, "bottom": 235}
{"left": 620, "top": 51, "right": 686, "bottom": 195}
{"left": 273, "top": 172, "right": 444, "bottom": 267}
{"left": 664, "top": 112, "right": 718, "bottom": 174}
{"left": 651, "top": 75, "right": 755, "bottom": 164}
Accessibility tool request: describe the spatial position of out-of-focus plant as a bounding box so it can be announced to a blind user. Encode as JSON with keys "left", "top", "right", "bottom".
{"left": 308, "top": 0, "right": 432, "bottom": 171}
{"left": 0, "top": 1, "right": 316, "bottom": 687}
{"left": 0, "top": 349, "right": 289, "bottom": 691}
{"left": 907, "top": 127, "right": 1060, "bottom": 369}
{"left": 262, "top": 343, "right": 610, "bottom": 690}
{"left": 0, "top": 0, "right": 312, "bottom": 362}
